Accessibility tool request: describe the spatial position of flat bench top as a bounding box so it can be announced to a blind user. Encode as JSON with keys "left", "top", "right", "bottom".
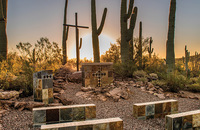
{"left": 41, "top": 117, "right": 122, "bottom": 129}
{"left": 166, "top": 110, "right": 200, "bottom": 118}
{"left": 134, "top": 99, "right": 177, "bottom": 106}
{"left": 33, "top": 104, "right": 95, "bottom": 111}
{"left": 81, "top": 62, "right": 113, "bottom": 66}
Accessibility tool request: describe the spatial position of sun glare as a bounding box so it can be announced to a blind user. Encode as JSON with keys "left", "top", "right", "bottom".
{"left": 69, "top": 34, "right": 115, "bottom": 60}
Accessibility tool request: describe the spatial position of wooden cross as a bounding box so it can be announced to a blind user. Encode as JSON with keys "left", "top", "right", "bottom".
{"left": 92, "top": 67, "right": 106, "bottom": 87}
{"left": 63, "top": 13, "right": 89, "bottom": 71}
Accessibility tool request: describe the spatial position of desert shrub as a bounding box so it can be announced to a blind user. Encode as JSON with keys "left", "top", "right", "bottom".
{"left": 165, "top": 74, "right": 187, "bottom": 92}
{"left": 133, "top": 70, "right": 147, "bottom": 78}
{"left": 0, "top": 37, "right": 63, "bottom": 96}
{"left": 113, "top": 61, "right": 137, "bottom": 79}
{"left": 151, "top": 80, "right": 167, "bottom": 87}
{"left": 187, "top": 83, "right": 200, "bottom": 92}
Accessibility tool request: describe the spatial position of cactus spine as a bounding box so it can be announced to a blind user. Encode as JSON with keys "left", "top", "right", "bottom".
{"left": 121, "top": 0, "right": 137, "bottom": 63}
{"left": 166, "top": 0, "right": 176, "bottom": 74}
{"left": 183, "top": 45, "right": 190, "bottom": 76}
{"left": 148, "top": 37, "right": 154, "bottom": 59}
{"left": 91, "top": 0, "right": 107, "bottom": 62}
{"left": 62, "top": 0, "right": 68, "bottom": 65}
{"left": 138, "top": 21, "right": 142, "bottom": 68}
{"left": 0, "top": 0, "right": 8, "bottom": 61}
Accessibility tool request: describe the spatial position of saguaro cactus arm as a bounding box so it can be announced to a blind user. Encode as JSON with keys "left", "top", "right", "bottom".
{"left": 125, "top": 0, "right": 134, "bottom": 19}
{"left": 127, "top": 7, "right": 138, "bottom": 41}
{"left": 79, "top": 38, "right": 82, "bottom": 49}
{"left": 97, "top": 8, "right": 107, "bottom": 35}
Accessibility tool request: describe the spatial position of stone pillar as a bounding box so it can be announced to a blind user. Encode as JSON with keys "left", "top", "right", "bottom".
{"left": 33, "top": 70, "right": 53, "bottom": 104}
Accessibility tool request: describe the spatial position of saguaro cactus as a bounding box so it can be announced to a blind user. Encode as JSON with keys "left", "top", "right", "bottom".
{"left": 148, "top": 37, "right": 154, "bottom": 59}
{"left": 121, "top": 0, "right": 138, "bottom": 63}
{"left": 91, "top": 0, "right": 107, "bottom": 63}
{"left": 138, "top": 21, "right": 142, "bottom": 68}
{"left": 76, "top": 35, "right": 82, "bottom": 71}
{"left": 183, "top": 45, "right": 190, "bottom": 76}
{"left": 62, "top": 0, "right": 69, "bottom": 65}
{"left": 0, "top": 0, "right": 8, "bottom": 61}
{"left": 194, "top": 51, "right": 199, "bottom": 70}
{"left": 166, "top": 0, "right": 176, "bottom": 74}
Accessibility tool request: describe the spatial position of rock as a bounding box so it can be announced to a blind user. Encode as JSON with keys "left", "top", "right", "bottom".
{"left": 14, "top": 102, "right": 27, "bottom": 111}
{"left": 53, "top": 99, "right": 60, "bottom": 103}
{"left": 156, "top": 94, "right": 165, "bottom": 99}
{"left": 53, "top": 93, "right": 60, "bottom": 97}
{"left": 59, "top": 90, "right": 65, "bottom": 94}
{"left": 76, "top": 92, "right": 85, "bottom": 97}
{"left": 67, "top": 71, "right": 82, "bottom": 83}
{"left": 149, "top": 73, "right": 158, "bottom": 80}
{"left": 0, "top": 100, "right": 15, "bottom": 107}
{"left": 147, "top": 82, "right": 154, "bottom": 89}
{"left": 148, "top": 91, "right": 154, "bottom": 94}
{"left": 0, "top": 110, "right": 7, "bottom": 114}
{"left": 81, "top": 87, "right": 93, "bottom": 92}
{"left": 109, "top": 88, "right": 122, "bottom": 96}
{"left": 0, "top": 91, "right": 20, "bottom": 100}
{"left": 98, "top": 94, "right": 107, "bottom": 102}
{"left": 25, "top": 102, "right": 45, "bottom": 110}
{"left": 120, "top": 91, "right": 129, "bottom": 100}
{"left": 140, "top": 87, "right": 146, "bottom": 91}
{"left": 53, "top": 87, "right": 62, "bottom": 93}
{"left": 59, "top": 97, "right": 72, "bottom": 105}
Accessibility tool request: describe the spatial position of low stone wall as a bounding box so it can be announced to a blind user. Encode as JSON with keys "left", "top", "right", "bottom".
{"left": 165, "top": 110, "right": 200, "bottom": 130}
{"left": 133, "top": 99, "right": 178, "bottom": 120}
{"left": 41, "top": 117, "right": 123, "bottom": 130}
{"left": 33, "top": 104, "right": 96, "bottom": 127}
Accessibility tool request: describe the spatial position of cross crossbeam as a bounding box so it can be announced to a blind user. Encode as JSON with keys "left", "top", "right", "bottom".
{"left": 63, "top": 24, "right": 89, "bottom": 29}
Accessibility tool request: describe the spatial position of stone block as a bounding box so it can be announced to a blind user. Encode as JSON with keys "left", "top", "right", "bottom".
{"left": 165, "top": 110, "right": 200, "bottom": 130}
{"left": 41, "top": 118, "right": 123, "bottom": 130}
{"left": 82, "top": 63, "right": 113, "bottom": 88}
{"left": 133, "top": 99, "right": 178, "bottom": 120}
{"left": 33, "top": 104, "right": 96, "bottom": 128}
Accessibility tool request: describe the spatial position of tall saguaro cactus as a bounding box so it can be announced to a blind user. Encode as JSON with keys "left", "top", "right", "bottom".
{"left": 166, "top": 0, "right": 176, "bottom": 74}
{"left": 138, "top": 21, "right": 142, "bottom": 68}
{"left": 121, "top": 0, "right": 138, "bottom": 63}
{"left": 0, "top": 0, "right": 8, "bottom": 61}
{"left": 148, "top": 37, "right": 154, "bottom": 59}
{"left": 62, "top": 0, "right": 68, "bottom": 65}
{"left": 91, "top": 0, "right": 107, "bottom": 63}
{"left": 194, "top": 51, "right": 199, "bottom": 70}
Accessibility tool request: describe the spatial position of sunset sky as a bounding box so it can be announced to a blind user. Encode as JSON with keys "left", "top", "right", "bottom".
{"left": 7, "top": 0, "right": 200, "bottom": 60}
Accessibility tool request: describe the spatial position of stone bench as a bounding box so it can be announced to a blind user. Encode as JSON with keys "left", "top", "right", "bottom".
{"left": 41, "top": 117, "right": 123, "bottom": 130}
{"left": 133, "top": 99, "right": 178, "bottom": 120}
{"left": 33, "top": 104, "right": 96, "bottom": 127}
{"left": 165, "top": 110, "right": 200, "bottom": 130}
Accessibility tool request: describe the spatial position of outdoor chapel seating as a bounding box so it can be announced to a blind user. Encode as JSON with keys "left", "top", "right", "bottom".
{"left": 33, "top": 104, "right": 96, "bottom": 127}
{"left": 133, "top": 99, "right": 178, "bottom": 120}
{"left": 165, "top": 110, "right": 200, "bottom": 130}
{"left": 41, "top": 117, "right": 123, "bottom": 130}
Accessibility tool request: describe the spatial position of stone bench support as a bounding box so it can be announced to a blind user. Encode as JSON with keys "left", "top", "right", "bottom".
{"left": 133, "top": 99, "right": 178, "bottom": 120}
{"left": 41, "top": 117, "right": 123, "bottom": 130}
{"left": 165, "top": 110, "right": 200, "bottom": 130}
{"left": 33, "top": 104, "right": 96, "bottom": 127}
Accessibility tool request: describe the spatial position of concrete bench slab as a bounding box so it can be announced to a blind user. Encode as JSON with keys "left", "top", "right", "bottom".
{"left": 133, "top": 99, "right": 178, "bottom": 120}
{"left": 41, "top": 117, "right": 123, "bottom": 130}
{"left": 33, "top": 104, "right": 96, "bottom": 127}
{"left": 165, "top": 110, "right": 200, "bottom": 130}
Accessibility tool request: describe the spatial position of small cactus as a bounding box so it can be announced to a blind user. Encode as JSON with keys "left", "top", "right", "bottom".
{"left": 148, "top": 37, "right": 154, "bottom": 59}
{"left": 183, "top": 45, "right": 190, "bottom": 77}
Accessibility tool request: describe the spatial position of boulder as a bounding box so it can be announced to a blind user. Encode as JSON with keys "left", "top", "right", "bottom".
{"left": 67, "top": 71, "right": 82, "bottom": 83}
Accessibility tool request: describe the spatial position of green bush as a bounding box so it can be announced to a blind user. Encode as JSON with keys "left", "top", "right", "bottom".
{"left": 165, "top": 74, "right": 187, "bottom": 92}
{"left": 133, "top": 70, "right": 147, "bottom": 78}
{"left": 187, "top": 83, "right": 200, "bottom": 92}
{"left": 113, "top": 61, "right": 137, "bottom": 79}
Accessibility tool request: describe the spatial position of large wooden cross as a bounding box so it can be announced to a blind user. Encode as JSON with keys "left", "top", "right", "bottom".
{"left": 63, "top": 13, "right": 89, "bottom": 71}
{"left": 92, "top": 67, "right": 106, "bottom": 87}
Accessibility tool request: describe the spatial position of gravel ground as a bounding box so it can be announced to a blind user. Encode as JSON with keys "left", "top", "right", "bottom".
{"left": 1, "top": 83, "right": 200, "bottom": 130}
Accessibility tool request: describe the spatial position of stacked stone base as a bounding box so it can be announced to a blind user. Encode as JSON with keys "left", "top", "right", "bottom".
{"left": 165, "top": 110, "right": 200, "bottom": 130}
{"left": 33, "top": 104, "right": 96, "bottom": 127}
{"left": 133, "top": 100, "right": 178, "bottom": 120}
